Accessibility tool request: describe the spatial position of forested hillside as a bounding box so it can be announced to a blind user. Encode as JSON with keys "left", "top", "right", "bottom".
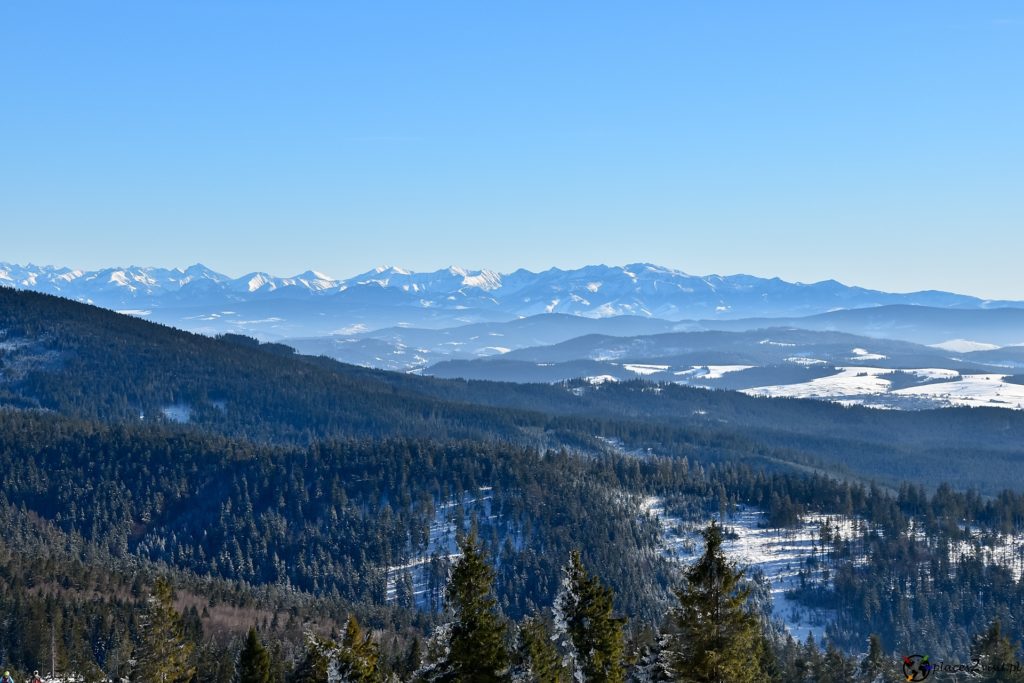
{"left": 4, "top": 288, "right": 1024, "bottom": 680}
{"left": 4, "top": 289, "right": 1024, "bottom": 491}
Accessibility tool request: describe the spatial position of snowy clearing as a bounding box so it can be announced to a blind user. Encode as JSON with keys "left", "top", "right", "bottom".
{"left": 893, "top": 373, "right": 1024, "bottom": 409}
{"left": 623, "top": 363, "right": 670, "bottom": 376}
{"left": 930, "top": 339, "right": 1001, "bottom": 353}
{"left": 642, "top": 501, "right": 849, "bottom": 642}
{"left": 674, "top": 365, "right": 753, "bottom": 380}
{"left": 743, "top": 366, "right": 893, "bottom": 400}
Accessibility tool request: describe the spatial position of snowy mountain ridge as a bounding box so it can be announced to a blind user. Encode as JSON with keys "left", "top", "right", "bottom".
{"left": 3, "top": 262, "right": 1020, "bottom": 335}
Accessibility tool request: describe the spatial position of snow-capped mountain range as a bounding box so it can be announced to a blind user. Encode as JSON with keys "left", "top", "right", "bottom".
{"left": 3, "top": 261, "right": 1022, "bottom": 338}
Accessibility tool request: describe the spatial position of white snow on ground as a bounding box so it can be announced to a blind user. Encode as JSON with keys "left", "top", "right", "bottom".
{"left": 743, "top": 366, "right": 893, "bottom": 399}
{"left": 702, "top": 365, "right": 753, "bottom": 379}
{"left": 476, "top": 346, "right": 511, "bottom": 355}
{"left": 833, "top": 400, "right": 895, "bottom": 410}
{"left": 623, "top": 363, "right": 670, "bottom": 376}
{"left": 850, "top": 348, "right": 887, "bottom": 361}
{"left": 904, "top": 368, "right": 961, "bottom": 381}
{"left": 674, "top": 365, "right": 753, "bottom": 380}
{"left": 161, "top": 404, "right": 191, "bottom": 423}
{"left": 786, "top": 356, "right": 828, "bottom": 366}
{"left": 385, "top": 488, "right": 496, "bottom": 609}
{"left": 642, "top": 501, "right": 854, "bottom": 641}
{"left": 905, "top": 520, "right": 1024, "bottom": 582}
{"left": 740, "top": 366, "right": 1024, "bottom": 410}
{"left": 760, "top": 339, "right": 796, "bottom": 347}
{"left": 949, "top": 532, "right": 1024, "bottom": 581}
{"left": 585, "top": 375, "right": 619, "bottom": 384}
{"left": 643, "top": 498, "right": 1024, "bottom": 644}
{"left": 719, "top": 509, "right": 859, "bottom": 642}
{"left": 893, "top": 374, "right": 1024, "bottom": 409}
{"left": 930, "top": 339, "right": 1001, "bottom": 353}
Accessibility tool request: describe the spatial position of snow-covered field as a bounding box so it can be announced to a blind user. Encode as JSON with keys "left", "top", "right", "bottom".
{"left": 624, "top": 363, "right": 670, "bottom": 375}
{"left": 930, "top": 339, "right": 1002, "bottom": 353}
{"left": 893, "top": 373, "right": 1024, "bottom": 409}
{"left": 850, "top": 347, "right": 887, "bottom": 361}
{"left": 674, "top": 364, "right": 753, "bottom": 380}
{"left": 743, "top": 366, "right": 894, "bottom": 400}
{"left": 742, "top": 365, "right": 1024, "bottom": 410}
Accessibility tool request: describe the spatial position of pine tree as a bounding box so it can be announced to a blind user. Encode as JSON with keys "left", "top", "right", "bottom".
{"left": 663, "top": 522, "right": 764, "bottom": 683}
{"left": 821, "top": 640, "right": 857, "bottom": 682}
{"left": 417, "top": 531, "right": 510, "bottom": 682}
{"left": 237, "top": 628, "right": 271, "bottom": 683}
{"left": 289, "top": 634, "right": 328, "bottom": 683}
{"left": 402, "top": 638, "right": 423, "bottom": 680}
{"left": 858, "top": 634, "right": 896, "bottom": 683}
{"left": 334, "top": 615, "right": 380, "bottom": 682}
{"left": 630, "top": 629, "right": 675, "bottom": 682}
{"left": 511, "top": 615, "right": 569, "bottom": 682}
{"left": 970, "top": 620, "right": 1024, "bottom": 682}
{"left": 131, "top": 577, "right": 196, "bottom": 683}
{"left": 293, "top": 622, "right": 381, "bottom": 683}
{"left": 552, "top": 550, "right": 626, "bottom": 683}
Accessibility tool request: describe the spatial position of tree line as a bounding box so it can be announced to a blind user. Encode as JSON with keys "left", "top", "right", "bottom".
{"left": 21, "top": 524, "right": 1019, "bottom": 682}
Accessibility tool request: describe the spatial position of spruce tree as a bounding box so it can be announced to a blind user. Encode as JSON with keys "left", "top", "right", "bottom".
{"left": 858, "top": 634, "right": 896, "bottom": 683}
{"left": 417, "top": 531, "right": 510, "bottom": 682}
{"left": 131, "top": 577, "right": 196, "bottom": 683}
{"left": 630, "top": 629, "right": 675, "bottom": 682}
{"left": 288, "top": 635, "right": 328, "bottom": 683}
{"left": 821, "top": 640, "right": 857, "bottom": 682}
{"left": 664, "top": 522, "right": 764, "bottom": 683}
{"left": 970, "top": 620, "right": 1024, "bottom": 682}
{"left": 292, "top": 622, "right": 381, "bottom": 683}
{"left": 237, "top": 628, "right": 271, "bottom": 683}
{"left": 552, "top": 550, "right": 626, "bottom": 683}
{"left": 512, "top": 615, "right": 569, "bottom": 682}
{"left": 335, "top": 615, "right": 380, "bottom": 682}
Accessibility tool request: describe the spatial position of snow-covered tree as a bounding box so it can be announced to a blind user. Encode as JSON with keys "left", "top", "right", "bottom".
{"left": 970, "top": 620, "right": 1024, "bottom": 682}
{"left": 416, "top": 531, "right": 510, "bottom": 681}
{"left": 511, "top": 615, "right": 569, "bottom": 682}
{"left": 629, "top": 630, "right": 674, "bottom": 682}
{"left": 294, "top": 617, "right": 380, "bottom": 683}
{"left": 130, "top": 577, "right": 196, "bottom": 683}
{"left": 662, "top": 522, "right": 764, "bottom": 683}
{"left": 552, "top": 551, "right": 626, "bottom": 683}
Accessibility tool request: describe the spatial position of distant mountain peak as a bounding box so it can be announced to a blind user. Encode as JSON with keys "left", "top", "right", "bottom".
{"left": 2, "top": 261, "right": 1021, "bottom": 338}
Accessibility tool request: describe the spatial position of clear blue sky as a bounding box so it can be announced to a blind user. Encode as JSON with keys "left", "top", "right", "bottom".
{"left": 2, "top": 2, "right": 1021, "bottom": 297}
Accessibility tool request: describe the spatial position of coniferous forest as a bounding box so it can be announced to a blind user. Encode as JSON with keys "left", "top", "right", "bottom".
{"left": 4, "top": 289, "right": 1024, "bottom": 681}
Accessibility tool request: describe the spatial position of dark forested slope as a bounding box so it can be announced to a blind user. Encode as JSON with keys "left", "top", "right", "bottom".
{"left": 3, "top": 288, "right": 1024, "bottom": 492}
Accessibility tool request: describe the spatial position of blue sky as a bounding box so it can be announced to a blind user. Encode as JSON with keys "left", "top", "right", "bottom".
{"left": 2, "top": 2, "right": 1022, "bottom": 297}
